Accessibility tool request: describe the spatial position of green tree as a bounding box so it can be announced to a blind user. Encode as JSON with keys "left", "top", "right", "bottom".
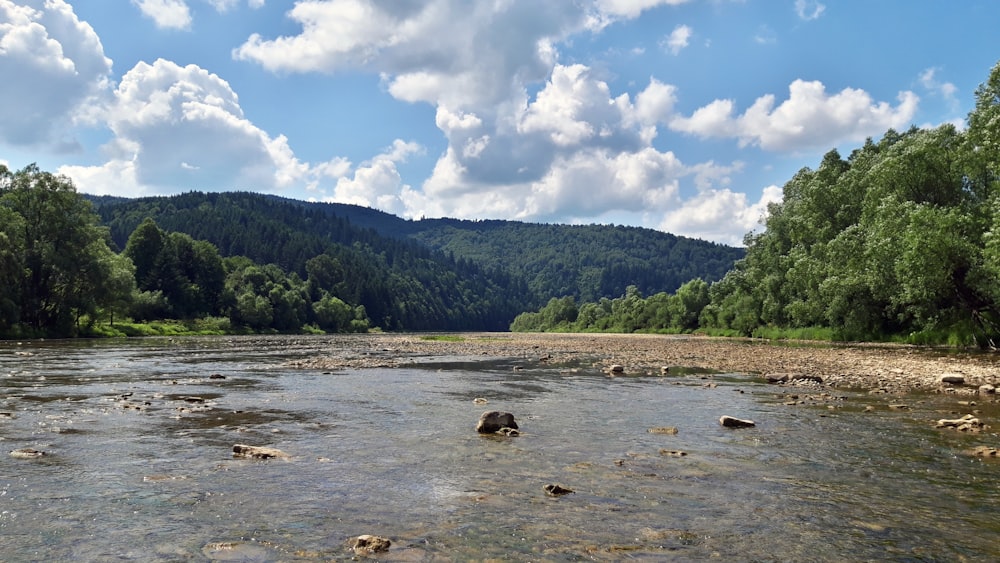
{"left": 0, "top": 164, "right": 127, "bottom": 336}
{"left": 0, "top": 205, "right": 26, "bottom": 333}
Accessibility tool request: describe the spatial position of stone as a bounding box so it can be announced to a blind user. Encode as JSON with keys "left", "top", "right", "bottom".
{"left": 659, "top": 449, "right": 688, "bottom": 457}
{"left": 660, "top": 366, "right": 670, "bottom": 375}
{"left": 979, "top": 384, "right": 996, "bottom": 395}
{"left": 939, "top": 373, "right": 966, "bottom": 385}
{"left": 9, "top": 448, "right": 46, "bottom": 458}
{"left": 936, "top": 414, "right": 984, "bottom": 432}
{"left": 647, "top": 426, "right": 679, "bottom": 435}
{"left": 765, "top": 373, "right": 824, "bottom": 384}
{"left": 608, "top": 364, "right": 625, "bottom": 374}
{"left": 473, "top": 397, "right": 488, "bottom": 404}
{"left": 476, "top": 411, "right": 518, "bottom": 434}
{"left": 543, "top": 484, "right": 574, "bottom": 497}
{"left": 967, "top": 446, "right": 1000, "bottom": 457}
{"left": 719, "top": 415, "right": 755, "bottom": 428}
{"left": 353, "top": 535, "right": 391, "bottom": 555}
{"left": 232, "top": 444, "right": 291, "bottom": 460}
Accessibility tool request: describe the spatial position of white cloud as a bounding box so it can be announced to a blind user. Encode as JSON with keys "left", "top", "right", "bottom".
{"left": 918, "top": 67, "right": 959, "bottom": 111}
{"left": 326, "top": 139, "right": 424, "bottom": 214}
{"left": 595, "top": 0, "right": 691, "bottom": 19}
{"left": 794, "top": 0, "right": 825, "bottom": 21}
{"left": 62, "top": 58, "right": 308, "bottom": 196}
{"left": 132, "top": 0, "right": 192, "bottom": 30}
{"left": 234, "top": 0, "right": 692, "bottom": 110}
{"left": 670, "top": 79, "right": 919, "bottom": 152}
{"left": 207, "top": 0, "right": 265, "bottom": 11}
{"left": 0, "top": 0, "right": 112, "bottom": 148}
{"left": 659, "top": 184, "right": 782, "bottom": 245}
{"left": 661, "top": 24, "right": 692, "bottom": 55}
{"left": 518, "top": 64, "right": 623, "bottom": 147}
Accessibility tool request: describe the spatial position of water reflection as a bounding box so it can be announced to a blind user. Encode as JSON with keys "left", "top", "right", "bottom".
{"left": 1, "top": 335, "right": 1000, "bottom": 560}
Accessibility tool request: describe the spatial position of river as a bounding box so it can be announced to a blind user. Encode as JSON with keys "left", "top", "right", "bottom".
{"left": 2, "top": 335, "right": 999, "bottom": 561}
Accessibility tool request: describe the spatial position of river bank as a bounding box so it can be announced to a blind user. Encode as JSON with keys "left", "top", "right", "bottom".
{"left": 290, "top": 332, "right": 1000, "bottom": 394}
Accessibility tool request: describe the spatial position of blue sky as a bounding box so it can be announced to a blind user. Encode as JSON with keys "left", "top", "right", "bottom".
{"left": 1, "top": 1, "right": 997, "bottom": 245}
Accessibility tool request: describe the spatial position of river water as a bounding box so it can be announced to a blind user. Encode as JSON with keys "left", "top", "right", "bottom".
{"left": 2, "top": 335, "right": 1000, "bottom": 561}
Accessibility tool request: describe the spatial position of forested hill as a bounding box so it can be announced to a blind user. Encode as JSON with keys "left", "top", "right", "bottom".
{"left": 239, "top": 193, "right": 743, "bottom": 301}
{"left": 90, "top": 191, "right": 743, "bottom": 327}
{"left": 404, "top": 219, "right": 742, "bottom": 303}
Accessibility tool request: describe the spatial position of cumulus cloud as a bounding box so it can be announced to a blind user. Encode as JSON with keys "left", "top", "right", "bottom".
{"left": 325, "top": 139, "right": 423, "bottom": 215}
{"left": 132, "top": 0, "right": 192, "bottom": 30}
{"left": 659, "top": 184, "right": 782, "bottom": 245}
{"left": 661, "top": 24, "right": 692, "bottom": 55}
{"left": 8, "top": 0, "right": 808, "bottom": 247}
{"left": 0, "top": 0, "right": 112, "bottom": 148}
{"left": 226, "top": 0, "right": 781, "bottom": 243}
{"left": 61, "top": 58, "right": 308, "bottom": 196}
{"left": 132, "top": 0, "right": 265, "bottom": 29}
{"left": 670, "top": 79, "right": 919, "bottom": 152}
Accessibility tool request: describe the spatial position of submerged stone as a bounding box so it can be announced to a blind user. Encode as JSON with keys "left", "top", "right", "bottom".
{"left": 232, "top": 444, "right": 291, "bottom": 460}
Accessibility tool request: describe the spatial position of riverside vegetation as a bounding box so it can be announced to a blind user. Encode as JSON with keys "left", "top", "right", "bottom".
{"left": 514, "top": 61, "right": 1000, "bottom": 348}
{"left": 3, "top": 60, "right": 1000, "bottom": 347}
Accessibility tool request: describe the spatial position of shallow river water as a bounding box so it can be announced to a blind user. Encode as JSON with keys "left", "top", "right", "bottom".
{"left": 3, "top": 335, "right": 1000, "bottom": 561}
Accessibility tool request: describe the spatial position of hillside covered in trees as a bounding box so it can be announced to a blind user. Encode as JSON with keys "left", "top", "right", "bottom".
{"left": 514, "top": 61, "right": 1000, "bottom": 347}
{"left": 0, "top": 164, "right": 742, "bottom": 338}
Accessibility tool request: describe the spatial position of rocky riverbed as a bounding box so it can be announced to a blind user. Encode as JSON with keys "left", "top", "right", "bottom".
{"left": 288, "top": 332, "right": 1000, "bottom": 395}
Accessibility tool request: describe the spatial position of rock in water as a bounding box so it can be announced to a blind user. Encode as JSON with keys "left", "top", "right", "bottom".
{"left": 936, "top": 414, "right": 984, "bottom": 432}
{"left": 543, "top": 484, "right": 574, "bottom": 497}
{"left": 353, "top": 535, "right": 391, "bottom": 555}
{"left": 719, "top": 415, "right": 755, "bottom": 428}
{"left": 476, "top": 411, "right": 518, "bottom": 434}
{"left": 9, "top": 448, "right": 46, "bottom": 458}
{"left": 232, "top": 444, "right": 291, "bottom": 460}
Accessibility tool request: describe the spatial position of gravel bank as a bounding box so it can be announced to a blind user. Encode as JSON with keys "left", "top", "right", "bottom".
{"left": 290, "top": 332, "right": 1000, "bottom": 395}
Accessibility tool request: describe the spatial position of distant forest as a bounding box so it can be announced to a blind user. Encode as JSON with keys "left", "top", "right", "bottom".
{"left": 514, "top": 61, "right": 1000, "bottom": 347}
{"left": 0, "top": 163, "right": 740, "bottom": 338}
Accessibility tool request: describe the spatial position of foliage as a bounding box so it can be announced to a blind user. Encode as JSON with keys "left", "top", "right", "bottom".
{"left": 698, "top": 60, "right": 1000, "bottom": 346}
{"left": 513, "top": 60, "right": 1000, "bottom": 347}
{"left": 0, "top": 165, "right": 134, "bottom": 337}
{"left": 511, "top": 280, "right": 712, "bottom": 334}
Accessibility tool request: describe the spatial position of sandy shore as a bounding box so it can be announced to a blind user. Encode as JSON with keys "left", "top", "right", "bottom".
{"left": 291, "top": 332, "right": 1000, "bottom": 395}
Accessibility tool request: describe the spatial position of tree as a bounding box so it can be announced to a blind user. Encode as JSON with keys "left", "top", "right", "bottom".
{"left": 0, "top": 164, "right": 127, "bottom": 336}
{"left": 0, "top": 206, "right": 26, "bottom": 333}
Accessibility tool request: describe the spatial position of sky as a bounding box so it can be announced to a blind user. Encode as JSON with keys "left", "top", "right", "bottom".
{"left": 1, "top": 1, "right": 997, "bottom": 246}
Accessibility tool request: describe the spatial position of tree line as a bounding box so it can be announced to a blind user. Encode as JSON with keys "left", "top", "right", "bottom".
{"left": 0, "top": 166, "right": 368, "bottom": 338}
{"left": 512, "top": 61, "right": 1000, "bottom": 347}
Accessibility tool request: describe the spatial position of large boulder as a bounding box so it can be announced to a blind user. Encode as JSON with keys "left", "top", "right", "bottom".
{"left": 719, "top": 415, "right": 755, "bottom": 428}
{"left": 939, "top": 373, "right": 966, "bottom": 385}
{"left": 353, "top": 535, "right": 391, "bottom": 555}
{"left": 476, "top": 411, "right": 518, "bottom": 434}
